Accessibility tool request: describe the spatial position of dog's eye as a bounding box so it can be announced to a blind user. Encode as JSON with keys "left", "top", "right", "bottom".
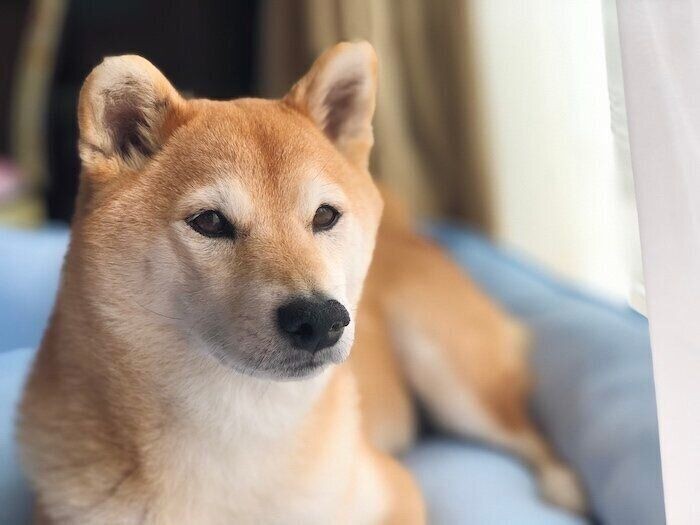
{"left": 187, "top": 210, "right": 235, "bottom": 239}
{"left": 313, "top": 205, "right": 341, "bottom": 232}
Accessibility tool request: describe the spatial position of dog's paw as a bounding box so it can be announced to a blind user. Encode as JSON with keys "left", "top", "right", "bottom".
{"left": 538, "top": 462, "right": 588, "bottom": 515}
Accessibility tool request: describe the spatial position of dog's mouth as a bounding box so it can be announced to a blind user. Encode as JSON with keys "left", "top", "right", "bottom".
{"left": 192, "top": 306, "right": 353, "bottom": 381}
{"left": 279, "top": 359, "right": 327, "bottom": 379}
{"left": 277, "top": 343, "right": 349, "bottom": 379}
{"left": 259, "top": 340, "right": 350, "bottom": 380}
{"left": 188, "top": 290, "right": 354, "bottom": 380}
{"left": 201, "top": 335, "right": 350, "bottom": 381}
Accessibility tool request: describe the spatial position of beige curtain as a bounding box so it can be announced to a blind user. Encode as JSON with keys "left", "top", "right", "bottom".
{"left": 258, "top": 0, "right": 493, "bottom": 231}
{"left": 3, "top": 0, "right": 67, "bottom": 225}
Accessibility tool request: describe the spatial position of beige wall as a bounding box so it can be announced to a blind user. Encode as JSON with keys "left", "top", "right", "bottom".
{"left": 468, "top": 0, "right": 632, "bottom": 299}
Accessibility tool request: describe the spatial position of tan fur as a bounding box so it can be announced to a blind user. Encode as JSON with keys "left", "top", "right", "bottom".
{"left": 19, "top": 42, "right": 584, "bottom": 525}
{"left": 356, "top": 191, "right": 586, "bottom": 513}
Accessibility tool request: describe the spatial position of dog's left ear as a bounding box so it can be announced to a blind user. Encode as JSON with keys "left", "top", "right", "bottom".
{"left": 284, "top": 41, "right": 378, "bottom": 168}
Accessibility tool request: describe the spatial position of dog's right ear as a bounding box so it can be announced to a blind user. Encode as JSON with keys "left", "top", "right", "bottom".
{"left": 284, "top": 41, "right": 378, "bottom": 169}
{"left": 77, "top": 55, "right": 190, "bottom": 180}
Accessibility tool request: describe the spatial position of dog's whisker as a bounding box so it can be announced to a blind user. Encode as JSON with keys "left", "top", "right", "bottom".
{"left": 132, "top": 298, "right": 184, "bottom": 321}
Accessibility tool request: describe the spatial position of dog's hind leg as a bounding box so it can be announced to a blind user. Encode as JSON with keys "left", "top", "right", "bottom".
{"left": 384, "top": 256, "right": 587, "bottom": 514}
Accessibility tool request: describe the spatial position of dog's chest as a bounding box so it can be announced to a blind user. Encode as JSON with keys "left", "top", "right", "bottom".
{"left": 149, "top": 375, "right": 353, "bottom": 524}
{"left": 155, "top": 432, "right": 331, "bottom": 524}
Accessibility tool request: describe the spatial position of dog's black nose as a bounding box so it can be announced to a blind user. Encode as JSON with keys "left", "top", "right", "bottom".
{"left": 277, "top": 297, "right": 350, "bottom": 353}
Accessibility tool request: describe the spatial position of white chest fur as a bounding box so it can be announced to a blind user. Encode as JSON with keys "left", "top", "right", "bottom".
{"left": 146, "top": 365, "right": 385, "bottom": 524}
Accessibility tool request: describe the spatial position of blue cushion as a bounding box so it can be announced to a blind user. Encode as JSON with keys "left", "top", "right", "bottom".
{"left": 0, "top": 348, "right": 35, "bottom": 525}
{"left": 404, "top": 440, "right": 586, "bottom": 524}
{"left": 0, "top": 227, "right": 69, "bottom": 352}
{"left": 425, "top": 224, "right": 664, "bottom": 525}
{"left": 0, "top": 225, "right": 664, "bottom": 524}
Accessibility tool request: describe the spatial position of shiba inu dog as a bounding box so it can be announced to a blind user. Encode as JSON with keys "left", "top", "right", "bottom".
{"left": 19, "top": 42, "right": 585, "bottom": 524}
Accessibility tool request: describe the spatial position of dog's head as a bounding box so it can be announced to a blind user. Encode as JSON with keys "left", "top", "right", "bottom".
{"left": 74, "top": 42, "right": 382, "bottom": 380}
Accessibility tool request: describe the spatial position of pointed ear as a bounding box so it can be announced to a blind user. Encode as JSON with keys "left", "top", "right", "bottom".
{"left": 284, "top": 41, "right": 378, "bottom": 168}
{"left": 77, "top": 55, "right": 190, "bottom": 179}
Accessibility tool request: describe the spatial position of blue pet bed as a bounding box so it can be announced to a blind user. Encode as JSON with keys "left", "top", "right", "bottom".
{"left": 0, "top": 225, "right": 665, "bottom": 524}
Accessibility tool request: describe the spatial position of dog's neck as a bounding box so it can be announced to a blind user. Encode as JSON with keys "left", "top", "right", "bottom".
{"left": 163, "top": 346, "right": 333, "bottom": 441}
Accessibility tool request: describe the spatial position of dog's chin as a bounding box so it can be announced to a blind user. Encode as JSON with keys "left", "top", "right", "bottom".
{"left": 277, "top": 341, "right": 353, "bottom": 380}
{"left": 273, "top": 360, "right": 331, "bottom": 381}
{"left": 264, "top": 341, "right": 352, "bottom": 381}
{"left": 206, "top": 336, "right": 352, "bottom": 382}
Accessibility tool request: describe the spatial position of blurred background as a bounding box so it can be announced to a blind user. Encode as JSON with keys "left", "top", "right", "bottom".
{"left": 0, "top": 0, "right": 643, "bottom": 305}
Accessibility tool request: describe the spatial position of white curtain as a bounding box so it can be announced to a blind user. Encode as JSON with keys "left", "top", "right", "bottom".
{"left": 616, "top": 2, "right": 700, "bottom": 523}
{"left": 467, "top": 0, "right": 633, "bottom": 299}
